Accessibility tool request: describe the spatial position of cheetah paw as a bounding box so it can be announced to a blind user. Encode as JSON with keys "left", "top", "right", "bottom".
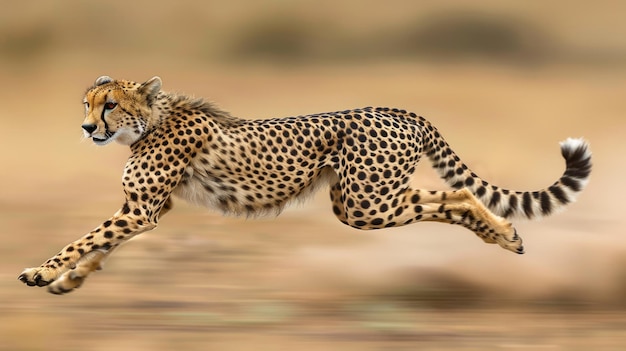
{"left": 496, "top": 227, "right": 525, "bottom": 254}
{"left": 47, "top": 250, "right": 107, "bottom": 294}
{"left": 18, "top": 267, "right": 61, "bottom": 287}
{"left": 47, "top": 269, "right": 87, "bottom": 294}
{"left": 18, "top": 249, "right": 107, "bottom": 294}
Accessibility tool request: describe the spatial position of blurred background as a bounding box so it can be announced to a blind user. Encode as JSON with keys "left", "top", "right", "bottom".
{"left": 1, "top": 0, "right": 625, "bottom": 349}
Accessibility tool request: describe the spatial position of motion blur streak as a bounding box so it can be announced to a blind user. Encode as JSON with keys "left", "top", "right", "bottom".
{"left": 1, "top": 1, "right": 624, "bottom": 350}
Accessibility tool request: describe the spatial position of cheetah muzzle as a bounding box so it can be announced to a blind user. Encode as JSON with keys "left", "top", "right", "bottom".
{"left": 18, "top": 76, "right": 592, "bottom": 294}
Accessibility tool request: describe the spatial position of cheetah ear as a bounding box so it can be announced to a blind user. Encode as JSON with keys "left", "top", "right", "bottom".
{"left": 138, "top": 76, "right": 162, "bottom": 105}
{"left": 94, "top": 75, "right": 113, "bottom": 86}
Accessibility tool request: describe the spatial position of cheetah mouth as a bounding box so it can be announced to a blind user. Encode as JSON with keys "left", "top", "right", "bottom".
{"left": 92, "top": 131, "right": 116, "bottom": 146}
{"left": 92, "top": 137, "right": 109, "bottom": 144}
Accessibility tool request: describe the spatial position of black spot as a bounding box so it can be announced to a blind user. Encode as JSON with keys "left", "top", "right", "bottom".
{"left": 560, "top": 176, "right": 581, "bottom": 192}
{"left": 476, "top": 186, "right": 486, "bottom": 197}
{"left": 548, "top": 185, "right": 569, "bottom": 204}
{"left": 488, "top": 191, "right": 501, "bottom": 208}
{"left": 522, "top": 192, "right": 534, "bottom": 217}
{"left": 411, "top": 194, "right": 420, "bottom": 203}
{"left": 115, "top": 219, "right": 128, "bottom": 227}
{"left": 333, "top": 206, "right": 342, "bottom": 216}
{"left": 394, "top": 207, "right": 404, "bottom": 216}
{"left": 371, "top": 218, "right": 384, "bottom": 226}
{"left": 504, "top": 195, "right": 518, "bottom": 218}
{"left": 104, "top": 231, "right": 114, "bottom": 239}
{"left": 540, "top": 191, "right": 552, "bottom": 215}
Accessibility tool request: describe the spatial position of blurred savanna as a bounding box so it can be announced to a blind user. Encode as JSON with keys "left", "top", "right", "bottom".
{"left": 1, "top": 1, "right": 625, "bottom": 350}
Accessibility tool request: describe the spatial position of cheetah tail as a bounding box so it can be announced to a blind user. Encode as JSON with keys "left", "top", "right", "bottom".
{"left": 425, "top": 127, "right": 592, "bottom": 220}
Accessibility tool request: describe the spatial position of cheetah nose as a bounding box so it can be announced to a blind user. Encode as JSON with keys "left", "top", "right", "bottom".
{"left": 81, "top": 124, "right": 97, "bottom": 134}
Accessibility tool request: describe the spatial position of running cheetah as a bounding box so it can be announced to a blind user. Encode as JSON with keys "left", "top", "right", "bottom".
{"left": 18, "top": 76, "right": 592, "bottom": 294}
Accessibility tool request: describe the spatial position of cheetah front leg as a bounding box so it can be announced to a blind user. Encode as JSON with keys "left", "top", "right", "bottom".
{"left": 18, "top": 210, "right": 154, "bottom": 294}
{"left": 18, "top": 199, "right": 173, "bottom": 294}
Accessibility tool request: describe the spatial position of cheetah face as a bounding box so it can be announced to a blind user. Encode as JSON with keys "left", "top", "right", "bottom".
{"left": 82, "top": 76, "right": 161, "bottom": 146}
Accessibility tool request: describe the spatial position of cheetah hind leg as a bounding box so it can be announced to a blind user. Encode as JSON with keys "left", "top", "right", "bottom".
{"left": 331, "top": 185, "right": 524, "bottom": 254}
{"left": 46, "top": 249, "right": 108, "bottom": 294}
{"left": 414, "top": 188, "right": 525, "bottom": 254}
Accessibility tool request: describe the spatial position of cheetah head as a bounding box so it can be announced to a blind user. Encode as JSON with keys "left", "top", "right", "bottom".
{"left": 81, "top": 76, "right": 161, "bottom": 146}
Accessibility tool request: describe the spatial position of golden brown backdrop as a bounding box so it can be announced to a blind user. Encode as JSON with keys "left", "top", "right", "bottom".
{"left": 1, "top": 1, "right": 625, "bottom": 349}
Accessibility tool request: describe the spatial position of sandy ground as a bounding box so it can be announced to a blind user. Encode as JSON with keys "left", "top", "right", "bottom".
{"left": 1, "top": 62, "right": 625, "bottom": 350}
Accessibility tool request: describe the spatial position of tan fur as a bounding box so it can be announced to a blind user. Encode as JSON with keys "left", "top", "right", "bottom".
{"left": 19, "top": 76, "right": 591, "bottom": 294}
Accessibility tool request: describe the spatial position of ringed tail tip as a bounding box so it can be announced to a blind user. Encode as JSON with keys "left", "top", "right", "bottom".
{"left": 559, "top": 137, "right": 592, "bottom": 189}
{"left": 560, "top": 137, "right": 592, "bottom": 164}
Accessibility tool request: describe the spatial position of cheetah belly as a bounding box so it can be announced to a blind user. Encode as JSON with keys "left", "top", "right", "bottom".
{"left": 170, "top": 165, "right": 259, "bottom": 215}
{"left": 171, "top": 161, "right": 337, "bottom": 216}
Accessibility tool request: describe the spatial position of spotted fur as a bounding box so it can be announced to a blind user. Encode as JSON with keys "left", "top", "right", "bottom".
{"left": 19, "top": 76, "right": 592, "bottom": 294}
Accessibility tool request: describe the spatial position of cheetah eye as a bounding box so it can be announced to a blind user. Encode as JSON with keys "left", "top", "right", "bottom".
{"left": 104, "top": 102, "right": 117, "bottom": 110}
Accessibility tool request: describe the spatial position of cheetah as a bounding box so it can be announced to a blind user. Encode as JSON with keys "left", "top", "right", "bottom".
{"left": 18, "top": 76, "right": 592, "bottom": 294}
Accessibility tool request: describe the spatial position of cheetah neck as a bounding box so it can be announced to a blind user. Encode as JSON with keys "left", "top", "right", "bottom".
{"left": 157, "top": 92, "right": 243, "bottom": 129}
{"left": 138, "top": 92, "right": 243, "bottom": 141}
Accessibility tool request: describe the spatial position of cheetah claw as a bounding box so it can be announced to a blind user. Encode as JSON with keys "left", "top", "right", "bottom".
{"left": 503, "top": 228, "right": 524, "bottom": 254}
{"left": 512, "top": 229, "right": 525, "bottom": 254}
{"left": 18, "top": 267, "right": 58, "bottom": 287}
